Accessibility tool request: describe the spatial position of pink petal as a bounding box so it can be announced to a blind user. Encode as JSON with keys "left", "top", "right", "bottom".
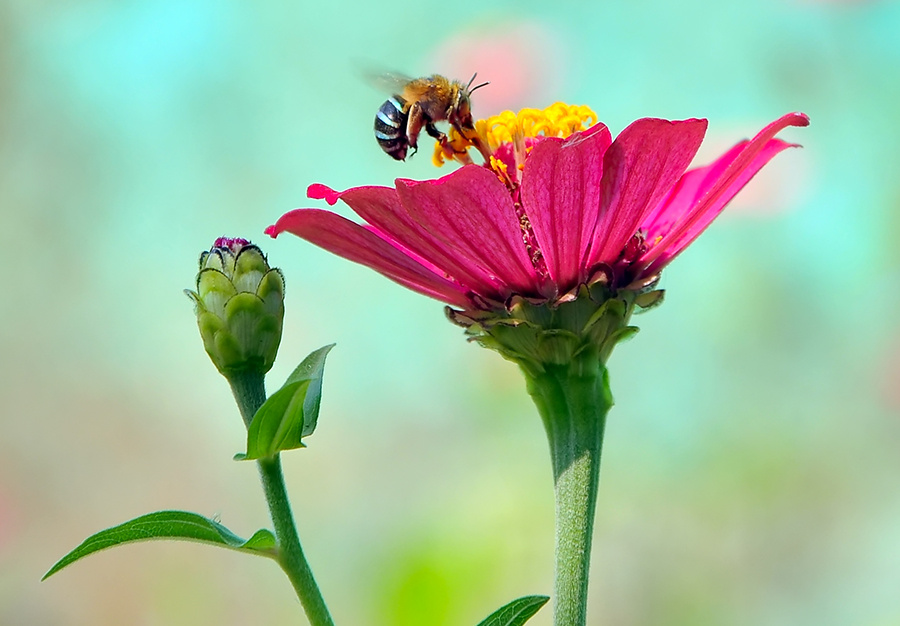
{"left": 266, "top": 209, "right": 470, "bottom": 307}
{"left": 395, "top": 165, "right": 540, "bottom": 296}
{"left": 520, "top": 124, "right": 612, "bottom": 288}
{"left": 640, "top": 112, "right": 810, "bottom": 273}
{"left": 640, "top": 140, "right": 749, "bottom": 241}
{"left": 585, "top": 118, "right": 708, "bottom": 268}
{"left": 310, "top": 182, "right": 508, "bottom": 299}
{"left": 643, "top": 139, "right": 796, "bottom": 273}
{"left": 308, "top": 183, "right": 342, "bottom": 206}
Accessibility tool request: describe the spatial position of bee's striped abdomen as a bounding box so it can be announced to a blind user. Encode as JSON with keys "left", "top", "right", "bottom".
{"left": 374, "top": 96, "right": 409, "bottom": 161}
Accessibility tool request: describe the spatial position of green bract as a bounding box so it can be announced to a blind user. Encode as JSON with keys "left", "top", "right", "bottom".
{"left": 236, "top": 344, "right": 334, "bottom": 460}
{"left": 186, "top": 240, "right": 285, "bottom": 376}
{"left": 446, "top": 274, "right": 663, "bottom": 377}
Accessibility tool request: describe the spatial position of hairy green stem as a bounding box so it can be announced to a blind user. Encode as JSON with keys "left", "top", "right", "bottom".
{"left": 230, "top": 372, "right": 335, "bottom": 626}
{"left": 258, "top": 456, "right": 334, "bottom": 626}
{"left": 523, "top": 355, "right": 612, "bottom": 626}
{"left": 228, "top": 370, "right": 267, "bottom": 429}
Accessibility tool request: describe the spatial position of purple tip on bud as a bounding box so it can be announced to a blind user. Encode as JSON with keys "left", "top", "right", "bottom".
{"left": 213, "top": 237, "right": 252, "bottom": 253}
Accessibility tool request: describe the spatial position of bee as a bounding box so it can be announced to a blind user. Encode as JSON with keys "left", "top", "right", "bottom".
{"left": 373, "top": 73, "right": 489, "bottom": 161}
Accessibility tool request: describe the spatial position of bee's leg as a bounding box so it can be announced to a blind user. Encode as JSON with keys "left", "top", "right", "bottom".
{"left": 406, "top": 103, "right": 425, "bottom": 156}
{"left": 428, "top": 123, "right": 473, "bottom": 165}
{"left": 424, "top": 122, "right": 446, "bottom": 143}
{"left": 453, "top": 121, "right": 492, "bottom": 163}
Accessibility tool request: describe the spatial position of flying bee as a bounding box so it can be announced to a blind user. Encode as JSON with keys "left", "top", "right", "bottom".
{"left": 373, "top": 73, "right": 489, "bottom": 161}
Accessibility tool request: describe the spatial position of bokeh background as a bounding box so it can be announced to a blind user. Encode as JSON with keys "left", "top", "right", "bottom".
{"left": 2, "top": 0, "right": 899, "bottom": 624}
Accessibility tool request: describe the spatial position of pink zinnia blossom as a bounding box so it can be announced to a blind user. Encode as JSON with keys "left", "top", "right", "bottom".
{"left": 266, "top": 107, "right": 809, "bottom": 311}
{"left": 266, "top": 104, "right": 809, "bottom": 626}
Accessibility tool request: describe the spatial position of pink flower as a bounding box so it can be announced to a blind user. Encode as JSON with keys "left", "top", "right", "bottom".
{"left": 266, "top": 107, "right": 808, "bottom": 312}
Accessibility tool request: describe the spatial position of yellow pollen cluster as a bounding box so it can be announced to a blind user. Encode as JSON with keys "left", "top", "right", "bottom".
{"left": 489, "top": 156, "right": 509, "bottom": 181}
{"left": 433, "top": 102, "right": 598, "bottom": 167}
{"left": 481, "top": 103, "right": 598, "bottom": 150}
{"left": 432, "top": 131, "right": 478, "bottom": 167}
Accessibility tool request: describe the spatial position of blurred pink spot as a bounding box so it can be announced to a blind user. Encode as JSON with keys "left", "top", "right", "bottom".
{"left": 427, "top": 21, "right": 566, "bottom": 116}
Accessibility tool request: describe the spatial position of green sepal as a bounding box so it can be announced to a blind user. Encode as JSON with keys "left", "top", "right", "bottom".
{"left": 233, "top": 244, "right": 271, "bottom": 284}
{"left": 475, "top": 595, "right": 550, "bottom": 626}
{"left": 42, "top": 510, "right": 277, "bottom": 580}
{"left": 235, "top": 344, "right": 334, "bottom": 460}
{"left": 196, "top": 268, "right": 238, "bottom": 314}
{"left": 257, "top": 270, "right": 286, "bottom": 313}
{"left": 222, "top": 292, "right": 282, "bottom": 371}
{"left": 447, "top": 278, "right": 643, "bottom": 372}
{"left": 634, "top": 288, "right": 665, "bottom": 312}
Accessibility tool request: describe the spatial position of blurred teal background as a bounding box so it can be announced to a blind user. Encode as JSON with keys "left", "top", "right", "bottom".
{"left": 2, "top": 0, "right": 899, "bottom": 624}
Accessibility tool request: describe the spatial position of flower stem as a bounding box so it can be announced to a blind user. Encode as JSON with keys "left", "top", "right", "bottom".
{"left": 258, "top": 455, "right": 335, "bottom": 626}
{"left": 229, "top": 372, "right": 335, "bottom": 626}
{"left": 229, "top": 370, "right": 267, "bottom": 429}
{"left": 523, "top": 354, "right": 612, "bottom": 626}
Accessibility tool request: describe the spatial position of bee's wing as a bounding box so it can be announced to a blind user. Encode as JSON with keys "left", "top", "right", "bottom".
{"left": 365, "top": 70, "right": 415, "bottom": 95}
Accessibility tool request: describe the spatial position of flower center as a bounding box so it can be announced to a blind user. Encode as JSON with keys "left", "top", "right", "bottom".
{"left": 433, "top": 102, "right": 598, "bottom": 169}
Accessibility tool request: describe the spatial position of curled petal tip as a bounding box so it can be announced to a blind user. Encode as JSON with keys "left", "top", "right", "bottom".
{"left": 752, "top": 112, "right": 810, "bottom": 149}
{"left": 264, "top": 223, "right": 281, "bottom": 238}
{"left": 779, "top": 111, "right": 810, "bottom": 128}
{"left": 308, "top": 183, "right": 341, "bottom": 205}
{"left": 792, "top": 112, "right": 811, "bottom": 126}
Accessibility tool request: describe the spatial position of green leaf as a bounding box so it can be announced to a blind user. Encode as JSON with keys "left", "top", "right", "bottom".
{"left": 475, "top": 595, "right": 550, "bottom": 626}
{"left": 235, "top": 344, "right": 334, "bottom": 461}
{"left": 42, "top": 510, "right": 276, "bottom": 580}
{"left": 235, "top": 379, "right": 310, "bottom": 460}
{"left": 293, "top": 344, "right": 333, "bottom": 438}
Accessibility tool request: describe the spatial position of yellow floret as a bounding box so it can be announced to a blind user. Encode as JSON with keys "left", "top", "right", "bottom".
{"left": 434, "top": 103, "right": 598, "bottom": 167}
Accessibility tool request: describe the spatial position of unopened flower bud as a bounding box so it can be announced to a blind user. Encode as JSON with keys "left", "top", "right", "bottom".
{"left": 186, "top": 237, "right": 285, "bottom": 377}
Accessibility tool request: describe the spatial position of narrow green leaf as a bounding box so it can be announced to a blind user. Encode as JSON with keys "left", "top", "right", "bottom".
{"left": 42, "top": 510, "right": 276, "bottom": 580}
{"left": 475, "top": 595, "right": 550, "bottom": 626}
{"left": 236, "top": 344, "right": 334, "bottom": 460}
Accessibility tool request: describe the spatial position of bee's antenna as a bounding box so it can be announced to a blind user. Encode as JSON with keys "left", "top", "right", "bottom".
{"left": 465, "top": 73, "right": 489, "bottom": 94}
{"left": 469, "top": 80, "right": 489, "bottom": 94}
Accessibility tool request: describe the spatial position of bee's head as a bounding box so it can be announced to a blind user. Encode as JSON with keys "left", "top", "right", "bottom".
{"left": 451, "top": 89, "right": 473, "bottom": 127}
{"left": 451, "top": 75, "right": 488, "bottom": 130}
